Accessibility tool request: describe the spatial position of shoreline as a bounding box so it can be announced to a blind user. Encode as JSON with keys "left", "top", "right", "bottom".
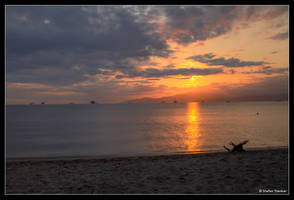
{"left": 6, "top": 147, "right": 288, "bottom": 194}
{"left": 6, "top": 146, "right": 288, "bottom": 163}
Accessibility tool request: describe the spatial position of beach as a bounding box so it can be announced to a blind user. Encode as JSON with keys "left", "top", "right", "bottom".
{"left": 5, "top": 148, "right": 288, "bottom": 194}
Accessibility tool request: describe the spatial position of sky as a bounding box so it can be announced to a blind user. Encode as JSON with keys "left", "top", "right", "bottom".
{"left": 5, "top": 5, "right": 289, "bottom": 104}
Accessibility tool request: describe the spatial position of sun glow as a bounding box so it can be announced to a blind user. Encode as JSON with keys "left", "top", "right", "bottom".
{"left": 190, "top": 75, "right": 200, "bottom": 81}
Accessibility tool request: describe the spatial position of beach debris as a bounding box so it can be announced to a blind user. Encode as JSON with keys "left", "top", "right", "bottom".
{"left": 223, "top": 140, "right": 249, "bottom": 153}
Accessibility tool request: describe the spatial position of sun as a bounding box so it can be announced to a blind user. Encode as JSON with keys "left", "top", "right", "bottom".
{"left": 181, "top": 75, "right": 201, "bottom": 88}
{"left": 190, "top": 76, "right": 199, "bottom": 81}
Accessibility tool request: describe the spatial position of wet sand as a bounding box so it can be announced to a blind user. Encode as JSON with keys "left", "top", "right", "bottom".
{"left": 5, "top": 148, "right": 288, "bottom": 194}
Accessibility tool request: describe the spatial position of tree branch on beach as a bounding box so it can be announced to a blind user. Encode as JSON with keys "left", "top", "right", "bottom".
{"left": 224, "top": 140, "right": 249, "bottom": 152}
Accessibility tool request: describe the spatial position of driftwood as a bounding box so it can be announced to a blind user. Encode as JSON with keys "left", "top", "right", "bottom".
{"left": 224, "top": 140, "right": 248, "bottom": 153}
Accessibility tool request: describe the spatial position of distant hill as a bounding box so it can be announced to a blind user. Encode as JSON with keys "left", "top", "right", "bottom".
{"left": 119, "top": 91, "right": 229, "bottom": 104}
{"left": 120, "top": 91, "right": 288, "bottom": 104}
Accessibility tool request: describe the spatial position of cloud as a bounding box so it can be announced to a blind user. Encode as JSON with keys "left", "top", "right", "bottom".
{"left": 269, "top": 31, "right": 288, "bottom": 40}
{"left": 165, "top": 64, "right": 176, "bottom": 68}
{"left": 162, "top": 6, "right": 239, "bottom": 45}
{"left": 242, "top": 6, "right": 288, "bottom": 21}
{"left": 160, "top": 6, "right": 288, "bottom": 45}
{"left": 115, "top": 75, "right": 124, "bottom": 79}
{"left": 241, "top": 66, "right": 288, "bottom": 75}
{"left": 187, "top": 53, "right": 267, "bottom": 67}
{"left": 5, "top": 6, "right": 289, "bottom": 104}
{"left": 116, "top": 67, "right": 224, "bottom": 78}
{"left": 6, "top": 6, "right": 172, "bottom": 85}
{"left": 6, "top": 6, "right": 287, "bottom": 87}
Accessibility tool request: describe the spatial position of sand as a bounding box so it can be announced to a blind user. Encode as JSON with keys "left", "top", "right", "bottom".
{"left": 5, "top": 148, "right": 288, "bottom": 194}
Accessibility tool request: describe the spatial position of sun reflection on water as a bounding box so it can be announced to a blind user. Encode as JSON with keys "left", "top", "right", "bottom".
{"left": 185, "top": 102, "right": 201, "bottom": 152}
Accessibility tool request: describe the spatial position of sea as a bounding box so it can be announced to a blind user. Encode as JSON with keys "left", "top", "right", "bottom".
{"left": 6, "top": 101, "right": 288, "bottom": 159}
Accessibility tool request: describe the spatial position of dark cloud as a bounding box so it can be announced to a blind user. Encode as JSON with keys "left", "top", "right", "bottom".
{"left": 96, "top": 69, "right": 115, "bottom": 76}
{"left": 147, "top": 78, "right": 161, "bottom": 81}
{"left": 116, "top": 67, "right": 223, "bottom": 78}
{"left": 160, "top": 6, "right": 288, "bottom": 45}
{"left": 241, "top": 66, "right": 288, "bottom": 75}
{"left": 6, "top": 6, "right": 172, "bottom": 85}
{"left": 6, "top": 6, "right": 171, "bottom": 58}
{"left": 164, "top": 64, "right": 176, "bottom": 68}
{"left": 162, "top": 6, "right": 239, "bottom": 45}
{"left": 229, "top": 69, "right": 236, "bottom": 74}
{"left": 115, "top": 75, "right": 124, "bottom": 79}
{"left": 269, "top": 31, "right": 288, "bottom": 40}
{"left": 242, "top": 6, "right": 288, "bottom": 21}
{"left": 187, "top": 53, "right": 267, "bottom": 68}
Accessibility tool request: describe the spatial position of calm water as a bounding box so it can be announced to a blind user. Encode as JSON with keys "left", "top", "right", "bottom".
{"left": 6, "top": 102, "right": 288, "bottom": 159}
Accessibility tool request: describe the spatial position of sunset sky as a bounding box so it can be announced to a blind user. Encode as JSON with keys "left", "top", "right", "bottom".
{"left": 6, "top": 5, "right": 289, "bottom": 104}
